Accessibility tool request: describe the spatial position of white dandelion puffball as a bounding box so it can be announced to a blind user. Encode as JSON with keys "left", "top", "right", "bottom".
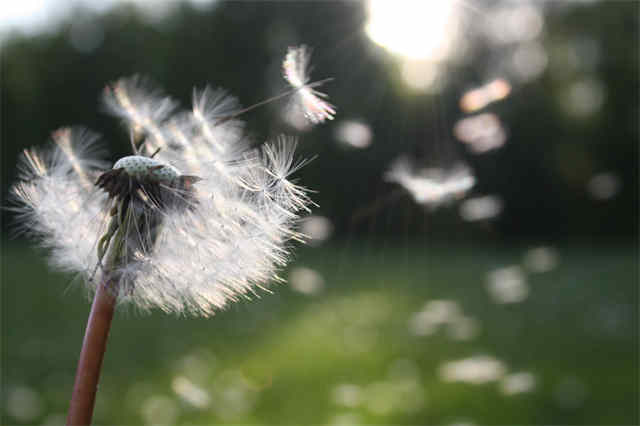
{"left": 283, "top": 45, "right": 336, "bottom": 124}
{"left": 10, "top": 76, "right": 314, "bottom": 316}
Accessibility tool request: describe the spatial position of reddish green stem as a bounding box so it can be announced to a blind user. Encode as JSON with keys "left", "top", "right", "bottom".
{"left": 66, "top": 281, "right": 116, "bottom": 426}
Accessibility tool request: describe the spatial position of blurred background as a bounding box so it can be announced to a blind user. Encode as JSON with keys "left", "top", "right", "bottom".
{"left": 1, "top": 0, "right": 637, "bottom": 424}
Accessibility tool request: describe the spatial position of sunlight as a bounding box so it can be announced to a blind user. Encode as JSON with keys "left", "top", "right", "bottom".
{"left": 366, "top": 0, "right": 460, "bottom": 61}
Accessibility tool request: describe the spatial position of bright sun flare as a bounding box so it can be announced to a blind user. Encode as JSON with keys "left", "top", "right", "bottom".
{"left": 366, "top": 0, "right": 460, "bottom": 61}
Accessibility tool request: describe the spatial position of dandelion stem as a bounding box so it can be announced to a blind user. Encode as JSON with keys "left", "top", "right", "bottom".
{"left": 67, "top": 280, "right": 116, "bottom": 426}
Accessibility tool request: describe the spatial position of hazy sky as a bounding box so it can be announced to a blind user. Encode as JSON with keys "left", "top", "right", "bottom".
{"left": 0, "top": 0, "right": 213, "bottom": 38}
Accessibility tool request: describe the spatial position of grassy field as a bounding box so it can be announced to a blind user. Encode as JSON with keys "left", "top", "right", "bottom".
{"left": 2, "top": 240, "right": 637, "bottom": 425}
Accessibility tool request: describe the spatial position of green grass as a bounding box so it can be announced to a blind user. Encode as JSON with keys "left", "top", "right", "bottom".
{"left": 2, "top": 240, "right": 638, "bottom": 425}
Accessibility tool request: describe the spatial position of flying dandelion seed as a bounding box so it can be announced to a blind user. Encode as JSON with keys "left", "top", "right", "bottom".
{"left": 385, "top": 157, "right": 475, "bottom": 208}
{"left": 408, "top": 299, "right": 480, "bottom": 340}
{"left": 586, "top": 172, "right": 621, "bottom": 200}
{"left": 459, "top": 195, "right": 503, "bottom": 221}
{"left": 486, "top": 266, "right": 529, "bottom": 304}
{"left": 439, "top": 355, "right": 507, "bottom": 385}
{"left": 140, "top": 395, "right": 179, "bottom": 425}
{"left": 299, "top": 215, "right": 333, "bottom": 246}
{"left": 331, "top": 383, "right": 363, "bottom": 408}
{"left": 454, "top": 113, "right": 507, "bottom": 154}
{"left": 523, "top": 246, "right": 559, "bottom": 273}
{"left": 553, "top": 376, "right": 588, "bottom": 409}
{"left": 283, "top": 45, "right": 336, "bottom": 124}
{"left": 334, "top": 119, "right": 373, "bottom": 149}
{"left": 11, "top": 77, "right": 317, "bottom": 317}
{"left": 6, "top": 386, "right": 44, "bottom": 423}
{"left": 172, "top": 376, "right": 211, "bottom": 408}
{"left": 288, "top": 266, "right": 325, "bottom": 295}
{"left": 446, "top": 316, "right": 480, "bottom": 341}
{"left": 500, "top": 372, "right": 536, "bottom": 396}
{"left": 459, "top": 78, "right": 511, "bottom": 113}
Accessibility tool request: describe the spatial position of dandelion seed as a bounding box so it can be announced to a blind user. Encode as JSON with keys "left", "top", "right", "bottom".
{"left": 523, "top": 246, "right": 559, "bottom": 273}
{"left": 334, "top": 119, "right": 373, "bottom": 149}
{"left": 459, "top": 195, "right": 503, "bottom": 221}
{"left": 454, "top": 113, "right": 507, "bottom": 154}
{"left": 385, "top": 156, "right": 475, "bottom": 208}
{"left": 299, "top": 215, "right": 333, "bottom": 245}
{"left": 289, "top": 266, "right": 325, "bottom": 295}
{"left": 586, "top": 172, "right": 621, "bottom": 200}
{"left": 439, "top": 355, "right": 507, "bottom": 384}
{"left": 500, "top": 372, "right": 536, "bottom": 395}
{"left": 283, "top": 45, "right": 336, "bottom": 124}
{"left": 486, "top": 266, "right": 529, "bottom": 304}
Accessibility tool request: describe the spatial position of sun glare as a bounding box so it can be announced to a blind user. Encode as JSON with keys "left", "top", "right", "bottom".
{"left": 366, "top": 0, "right": 460, "bottom": 61}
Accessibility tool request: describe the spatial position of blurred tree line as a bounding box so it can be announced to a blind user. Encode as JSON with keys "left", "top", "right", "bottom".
{"left": 1, "top": 1, "right": 637, "bottom": 241}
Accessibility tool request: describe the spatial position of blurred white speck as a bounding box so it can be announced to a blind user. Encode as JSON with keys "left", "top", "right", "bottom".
{"left": 334, "top": 120, "right": 373, "bottom": 149}
{"left": 126, "top": 381, "right": 155, "bottom": 412}
{"left": 511, "top": 42, "right": 548, "bottom": 82}
{"left": 343, "top": 324, "right": 378, "bottom": 354}
{"left": 563, "top": 77, "right": 606, "bottom": 118}
{"left": 460, "top": 78, "right": 511, "bottom": 113}
{"left": 213, "top": 370, "right": 257, "bottom": 419}
{"left": 454, "top": 113, "right": 507, "bottom": 154}
{"left": 447, "top": 420, "right": 477, "bottom": 426}
{"left": 408, "top": 311, "right": 438, "bottom": 336}
{"left": 590, "top": 302, "right": 632, "bottom": 338}
{"left": 401, "top": 60, "right": 446, "bottom": 92}
{"left": 188, "top": 0, "right": 216, "bottom": 10}
{"left": 176, "top": 350, "right": 215, "bottom": 382}
{"left": 388, "top": 358, "right": 421, "bottom": 381}
{"left": 386, "top": 158, "right": 475, "bottom": 208}
{"left": 552, "top": 37, "right": 601, "bottom": 76}
{"left": 587, "top": 172, "right": 621, "bottom": 200}
{"left": 329, "top": 412, "right": 364, "bottom": 426}
{"left": 69, "top": 18, "right": 104, "bottom": 53}
{"left": 140, "top": 395, "right": 179, "bottom": 425}
{"left": 409, "top": 300, "right": 480, "bottom": 341}
{"left": 446, "top": 316, "right": 480, "bottom": 341}
{"left": 484, "top": 4, "right": 544, "bottom": 45}
{"left": 331, "top": 384, "right": 363, "bottom": 408}
{"left": 523, "top": 246, "right": 559, "bottom": 273}
{"left": 439, "top": 355, "right": 507, "bottom": 384}
{"left": 289, "top": 266, "right": 325, "bottom": 295}
{"left": 365, "top": 378, "right": 425, "bottom": 415}
{"left": 500, "top": 372, "right": 537, "bottom": 395}
{"left": 282, "top": 105, "right": 314, "bottom": 132}
{"left": 459, "top": 195, "right": 503, "bottom": 221}
{"left": 300, "top": 215, "right": 333, "bottom": 246}
{"left": 486, "top": 266, "right": 529, "bottom": 304}
{"left": 41, "top": 413, "right": 67, "bottom": 426}
{"left": 553, "top": 376, "right": 588, "bottom": 408}
{"left": 408, "top": 299, "right": 461, "bottom": 336}
{"left": 172, "top": 376, "right": 211, "bottom": 409}
{"left": 6, "top": 386, "right": 44, "bottom": 422}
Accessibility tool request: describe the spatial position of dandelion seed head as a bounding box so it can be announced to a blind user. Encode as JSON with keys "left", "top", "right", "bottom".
{"left": 11, "top": 76, "right": 315, "bottom": 317}
{"left": 113, "top": 155, "right": 181, "bottom": 182}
